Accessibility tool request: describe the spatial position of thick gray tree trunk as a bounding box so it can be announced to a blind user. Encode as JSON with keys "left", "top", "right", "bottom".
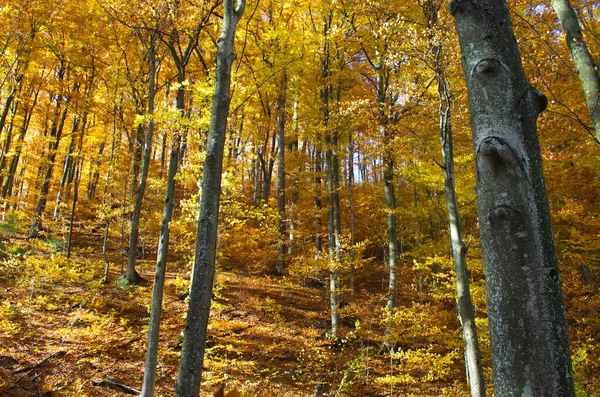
{"left": 450, "top": 1, "right": 575, "bottom": 395}
{"left": 275, "top": 70, "right": 287, "bottom": 275}
{"left": 175, "top": 1, "right": 245, "bottom": 395}
{"left": 551, "top": 0, "right": 600, "bottom": 143}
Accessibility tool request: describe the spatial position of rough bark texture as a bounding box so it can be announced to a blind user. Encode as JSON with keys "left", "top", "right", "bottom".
{"left": 175, "top": 1, "right": 245, "bottom": 395}
{"left": 450, "top": 1, "right": 574, "bottom": 395}
{"left": 551, "top": 0, "right": 600, "bottom": 142}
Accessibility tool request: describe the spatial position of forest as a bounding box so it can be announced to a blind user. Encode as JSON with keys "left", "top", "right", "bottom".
{"left": 0, "top": 0, "right": 598, "bottom": 395}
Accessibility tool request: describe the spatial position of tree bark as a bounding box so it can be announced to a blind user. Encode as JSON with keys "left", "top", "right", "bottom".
{"left": 450, "top": 1, "right": 575, "bottom": 395}
{"left": 377, "top": 68, "right": 399, "bottom": 310}
{"left": 322, "top": 13, "right": 341, "bottom": 336}
{"left": 275, "top": 70, "right": 287, "bottom": 275}
{"left": 53, "top": 115, "right": 80, "bottom": 220}
{"left": 175, "top": 1, "right": 245, "bottom": 395}
{"left": 437, "top": 45, "right": 486, "bottom": 397}
{"left": 551, "top": 0, "right": 600, "bottom": 143}
{"left": 347, "top": 130, "right": 355, "bottom": 299}
{"left": 2, "top": 89, "right": 38, "bottom": 201}
{"left": 125, "top": 33, "right": 159, "bottom": 284}
{"left": 421, "top": 2, "right": 485, "bottom": 394}
{"left": 141, "top": 10, "right": 203, "bottom": 388}
{"left": 288, "top": 98, "right": 299, "bottom": 255}
{"left": 28, "top": 70, "right": 70, "bottom": 239}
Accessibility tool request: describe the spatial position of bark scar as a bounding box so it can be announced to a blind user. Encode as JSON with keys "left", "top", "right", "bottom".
{"left": 519, "top": 86, "right": 548, "bottom": 118}
{"left": 479, "top": 137, "right": 517, "bottom": 166}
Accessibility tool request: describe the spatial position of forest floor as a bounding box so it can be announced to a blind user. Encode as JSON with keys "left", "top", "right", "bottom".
{"left": 0, "top": 221, "right": 596, "bottom": 396}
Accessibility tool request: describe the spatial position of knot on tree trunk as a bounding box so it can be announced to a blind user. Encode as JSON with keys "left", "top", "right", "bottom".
{"left": 521, "top": 86, "right": 548, "bottom": 118}
{"left": 479, "top": 137, "right": 518, "bottom": 167}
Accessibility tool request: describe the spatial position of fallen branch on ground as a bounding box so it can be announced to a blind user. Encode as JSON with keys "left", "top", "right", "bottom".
{"left": 91, "top": 376, "right": 140, "bottom": 395}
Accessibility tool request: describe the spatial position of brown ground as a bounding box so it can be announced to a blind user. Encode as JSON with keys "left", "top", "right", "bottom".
{"left": 0, "top": 228, "right": 484, "bottom": 396}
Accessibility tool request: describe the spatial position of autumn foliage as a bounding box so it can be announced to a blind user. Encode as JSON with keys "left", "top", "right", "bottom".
{"left": 0, "top": 0, "right": 598, "bottom": 396}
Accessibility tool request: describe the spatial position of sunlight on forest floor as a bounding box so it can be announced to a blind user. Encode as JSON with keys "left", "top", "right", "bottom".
{"left": 0, "top": 227, "right": 598, "bottom": 396}
{"left": 0, "top": 232, "right": 475, "bottom": 396}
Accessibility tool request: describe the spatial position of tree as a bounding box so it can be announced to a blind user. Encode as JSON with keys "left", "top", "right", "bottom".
{"left": 450, "top": 0, "right": 575, "bottom": 395}
{"left": 175, "top": 0, "right": 246, "bottom": 395}
{"left": 418, "top": 1, "right": 485, "bottom": 395}
{"left": 140, "top": 2, "right": 217, "bottom": 394}
{"left": 550, "top": 0, "right": 600, "bottom": 144}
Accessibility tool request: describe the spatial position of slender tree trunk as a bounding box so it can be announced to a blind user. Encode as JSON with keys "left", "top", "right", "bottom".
{"left": 421, "top": 1, "right": 485, "bottom": 395}
{"left": 450, "top": 1, "right": 575, "bottom": 395}
{"left": 288, "top": 98, "right": 299, "bottom": 255}
{"left": 53, "top": 116, "right": 79, "bottom": 220}
{"left": 126, "top": 35, "right": 159, "bottom": 284}
{"left": 0, "top": 74, "right": 23, "bottom": 186}
{"left": 551, "top": 0, "right": 600, "bottom": 142}
{"left": 321, "top": 14, "right": 341, "bottom": 335}
{"left": 313, "top": 146, "right": 323, "bottom": 253}
{"left": 28, "top": 84, "right": 69, "bottom": 238}
{"left": 86, "top": 142, "right": 105, "bottom": 200}
{"left": 140, "top": 112, "right": 182, "bottom": 397}
{"left": 376, "top": 68, "right": 399, "bottom": 309}
{"left": 347, "top": 131, "right": 356, "bottom": 299}
{"left": 102, "top": 111, "right": 118, "bottom": 284}
{"left": 175, "top": 1, "right": 245, "bottom": 394}
{"left": 2, "top": 89, "right": 37, "bottom": 200}
{"left": 275, "top": 70, "right": 287, "bottom": 275}
{"left": 141, "top": 27, "right": 194, "bottom": 389}
{"left": 66, "top": 159, "right": 81, "bottom": 258}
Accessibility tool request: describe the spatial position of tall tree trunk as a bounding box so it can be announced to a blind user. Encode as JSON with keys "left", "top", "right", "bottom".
{"left": 450, "top": 1, "right": 575, "bottom": 395}
{"left": 2, "top": 89, "right": 38, "bottom": 201}
{"left": 0, "top": 72, "right": 24, "bottom": 186}
{"left": 141, "top": 11, "right": 202, "bottom": 384}
{"left": 125, "top": 35, "right": 159, "bottom": 284}
{"left": 275, "top": 70, "right": 287, "bottom": 275}
{"left": 313, "top": 146, "right": 323, "bottom": 253}
{"left": 175, "top": 1, "right": 245, "bottom": 394}
{"left": 141, "top": 78, "right": 184, "bottom": 396}
{"left": 377, "top": 68, "right": 399, "bottom": 309}
{"left": 551, "top": 0, "right": 600, "bottom": 143}
{"left": 322, "top": 14, "right": 341, "bottom": 336}
{"left": 86, "top": 142, "right": 105, "bottom": 200}
{"left": 66, "top": 158, "right": 81, "bottom": 258}
{"left": 288, "top": 98, "right": 299, "bottom": 255}
{"left": 53, "top": 115, "right": 79, "bottom": 220}
{"left": 347, "top": 130, "right": 356, "bottom": 299}
{"left": 421, "top": 1, "right": 485, "bottom": 395}
{"left": 28, "top": 78, "right": 69, "bottom": 239}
